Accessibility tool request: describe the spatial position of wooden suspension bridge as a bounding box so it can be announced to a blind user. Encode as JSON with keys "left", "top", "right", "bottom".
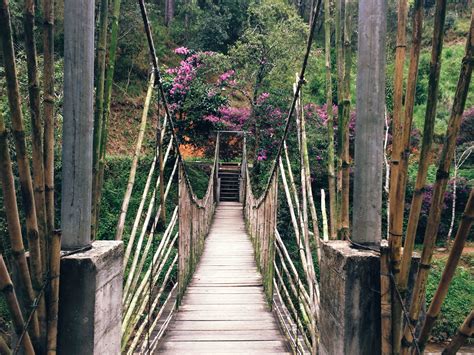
{"left": 0, "top": 0, "right": 472, "bottom": 354}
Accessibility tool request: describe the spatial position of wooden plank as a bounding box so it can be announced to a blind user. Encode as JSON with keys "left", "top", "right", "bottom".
{"left": 165, "top": 329, "right": 282, "bottom": 342}
{"left": 159, "top": 340, "right": 288, "bottom": 353}
{"left": 179, "top": 304, "right": 269, "bottom": 311}
{"left": 169, "top": 320, "right": 280, "bottom": 331}
{"left": 175, "top": 311, "right": 275, "bottom": 321}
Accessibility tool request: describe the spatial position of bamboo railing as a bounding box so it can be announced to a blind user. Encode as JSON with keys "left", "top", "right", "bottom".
{"left": 178, "top": 134, "right": 220, "bottom": 299}
{"left": 243, "top": 161, "right": 278, "bottom": 303}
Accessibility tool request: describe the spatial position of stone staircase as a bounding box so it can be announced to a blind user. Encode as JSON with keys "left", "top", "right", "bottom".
{"left": 218, "top": 163, "right": 241, "bottom": 202}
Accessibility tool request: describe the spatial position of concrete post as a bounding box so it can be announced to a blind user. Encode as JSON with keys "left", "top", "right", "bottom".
{"left": 353, "top": 0, "right": 387, "bottom": 246}
{"left": 58, "top": 2, "right": 124, "bottom": 354}
{"left": 61, "top": 0, "right": 95, "bottom": 249}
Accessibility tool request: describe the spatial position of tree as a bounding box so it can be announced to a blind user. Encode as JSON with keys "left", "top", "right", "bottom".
{"left": 228, "top": 0, "right": 307, "bottom": 156}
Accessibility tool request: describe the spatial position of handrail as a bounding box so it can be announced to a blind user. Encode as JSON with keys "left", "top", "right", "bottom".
{"left": 177, "top": 134, "right": 220, "bottom": 300}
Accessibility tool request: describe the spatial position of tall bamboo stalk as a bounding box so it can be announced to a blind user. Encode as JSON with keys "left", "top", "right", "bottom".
{"left": 401, "top": 13, "right": 471, "bottom": 352}
{"left": 0, "top": 255, "right": 35, "bottom": 355}
{"left": 419, "top": 190, "right": 473, "bottom": 350}
{"left": 335, "top": 0, "right": 344, "bottom": 232}
{"left": 42, "top": 0, "right": 55, "bottom": 235}
{"left": 338, "top": 0, "right": 352, "bottom": 239}
{"left": 323, "top": 0, "right": 337, "bottom": 239}
{"left": 0, "top": 336, "right": 11, "bottom": 355}
{"left": 47, "top": 230, "right": 61, "bottom": 354}
{"left": 23, "top": 0, "right": 48, "bottom": 346}
{"left": 298, "top": 80, "right": 321, "bottom": 259}
{"left": 115, "top": 72, "right": 154, "bottom": 240}
{"left": 398, "top": 0, "right": 424, "bottom": 291}
{"left": 0, "top": 0, "right": 41, "bottom": 344}
{"left": 158, "top": 113, "right": 166, "bottom": 225}
{"left": 93, "top": 0, "right": 123, "bottom": 238}
{"left": 399, "top": 0, "right": 447, "bottom": 298}
{"left": 92, "top": 0, "right": 110, "bottom": 238}
{"left": 441, "top": 310, "right": 473, "bottom": 355}
{"left": 380, "top": 245, "right": 392, "bottom": 355}
{"left": 388, "top": 0, "right": 408, "bottom": 351}
{"left": 396, "top": 11, "right": 425, "bottom": 351}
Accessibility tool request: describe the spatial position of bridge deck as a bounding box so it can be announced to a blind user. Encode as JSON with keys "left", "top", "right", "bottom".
{"left": 158, "top": 202, "right": 290, "bottom": 354}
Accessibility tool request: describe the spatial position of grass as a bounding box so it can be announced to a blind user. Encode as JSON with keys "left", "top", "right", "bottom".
{"left": 426, "top": 253, "right": 474, "bottom": 343}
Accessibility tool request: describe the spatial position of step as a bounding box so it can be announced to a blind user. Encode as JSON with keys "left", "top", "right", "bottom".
{"left": 221, "top": 187, "right": 240, "bottom": 193}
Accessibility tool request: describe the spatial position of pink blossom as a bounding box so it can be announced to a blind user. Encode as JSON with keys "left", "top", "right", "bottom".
{"left": 256, "top": 92, "right": 270, "bottom": 105}
{"left": 174, "top": 47, "right": 189, "bottom": 55}
{"left": 219, "top": 70, "right": 235, "bottom": 83}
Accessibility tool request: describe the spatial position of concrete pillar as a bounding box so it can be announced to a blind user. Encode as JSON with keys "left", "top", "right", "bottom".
{"left": 61, "top": 0, "right": 95, "bottom": 249}
{"left": 353, "top": 0, "right": 387, "bottom": 246}
{"left": 319, "top": 241, "right": 381, "bottom": 354}
{"left": 57, "top": 241, "right": 123, "bottom": 354}
{"left": 59, "top": 4, "right": 124, "bottom": 355}
{"left": 319, "top": 241, "right": 422, "bottom": 355}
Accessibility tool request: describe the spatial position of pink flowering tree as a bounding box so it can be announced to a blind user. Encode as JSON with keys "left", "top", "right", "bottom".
{"left": 162, "top": 48, "right": 234, "bottom": 147}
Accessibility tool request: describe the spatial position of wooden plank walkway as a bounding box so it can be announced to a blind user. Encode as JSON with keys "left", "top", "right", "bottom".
{"left": 158, "top": 202, "right": 290, "bottom": 354}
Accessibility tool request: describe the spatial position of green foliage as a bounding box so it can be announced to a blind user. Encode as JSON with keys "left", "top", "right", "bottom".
{"left": 228, "top": 0, "right": 307, "bottom": 102}
{"left": 172, "top": 0, "right": 249, "bottom": 53}
{"left": 412, "top": 44, "right": 472, "bottom": 136}
{"left": 426, "top": 257, "right": 474, "bottom": 342}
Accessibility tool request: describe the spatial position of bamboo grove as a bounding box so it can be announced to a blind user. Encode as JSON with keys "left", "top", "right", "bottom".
{"left": 0, "top": 0, "right": 473, "bottom": 353}
{"left": 0, "top": 0, "right": 61, "bottom": 353}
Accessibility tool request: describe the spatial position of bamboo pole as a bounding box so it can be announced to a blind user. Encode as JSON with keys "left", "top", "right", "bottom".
{"left": 47, "top": 230, "right": 61, "bottom": 354}
{"left": 92, "top": 0, "right": 110, "bottom": 237}
{"left": 339, "top": 0, "right": 352, "bottom": 239}
{"left": 441, "top": 310, "right": 473, "bottom": 355}
{"left": 389, "top": 0, "right": 408, "bottom": 351}
{"left": 321, "top": 189, "right": 329, "bottom": 241}
{"left": 92, "top": 0, "right": 123, "bottom": 238}
{"left": 399, "top": 0, "right": 448, "bottom": 301}
{"left": 402, "top": 17, "right": 473, "bottom": 351}
{"left": 0, "top": 255, "right": 35, "bottom": 355}
{"left": 158, "top": 112, "right": 166, "bottom": 225}
{"left": 128, "top": 160, "right": 177, "bottom": 292}
{"left": 124, "top": 204, "right": 178, "bottom": 306}
{"left": 418, "top": 190, "right": 473, "bottom": 350}
{"left": 282, "top": 154, "right": 308, "bottom": 276}
{"left": 123, "top": 139, "right": 173, "bottom": 267}
{"left": 380, "top": 245, "right": 392, "bottom": 355}
{"left": 0, "top": 336, "right": 11, "bottom": 355}
{"left": 397, "top": 0, "right": 424, "bottom": 299}
{"left": 323, "top": 0, "right": 337, "bottom": 239}
{"left": 335, "top": 0, "right": 344, "bottom": 227}
{"left": 300, "top": 90, "right": 321, "bottom": 260}
{"left": 23, "top": 0, "right": 48, "bottom": 265}
{"left": 23, "top": 0, "right": 48, "bottom": 346}
{"left": 42, "top": 0, "right": 55, "bottom": 236}
{"left": 115, "top": 72, "right": 155, "bottom": 240}
{"left": 125, "top": 255, "right": 177, "bottom": 352}
{"left": 0, "top": 0, "right": 41, "bottom": 343}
